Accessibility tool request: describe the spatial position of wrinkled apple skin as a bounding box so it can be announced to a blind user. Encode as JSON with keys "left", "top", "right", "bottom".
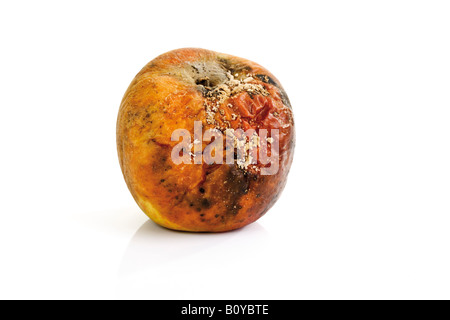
{"left": 117, "top": 48, "right": 295, "bottom": 232}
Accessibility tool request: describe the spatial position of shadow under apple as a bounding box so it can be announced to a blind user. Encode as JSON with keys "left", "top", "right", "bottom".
{"left": 119, "top": 220, "right": 270, "bottom": 277}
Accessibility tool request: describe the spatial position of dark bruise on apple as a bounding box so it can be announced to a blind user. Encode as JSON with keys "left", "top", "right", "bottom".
{"left": 117, "top": 48, "right": 295, "bottom": 232}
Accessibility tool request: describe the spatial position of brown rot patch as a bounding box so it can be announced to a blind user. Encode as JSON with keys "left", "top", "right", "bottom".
{"left": 201, "top": 198, "right": 211, "bottom": 208}
{"left": 185, "top": 192, "right": 213, "bottom": 213}
{"left": 150, "top": 146, "right": 172, "bottom": 174}
{"left": 279, "top": 89, "right": 292, "bottom": 109}
{"left": 217, "top": 57, "right": 251, "bottom": 75}
{"left": 255, "top": 74, "right": 277, "bottom": 87}
{"left": 223, "top": 165, "right": 251, "bottom": 215}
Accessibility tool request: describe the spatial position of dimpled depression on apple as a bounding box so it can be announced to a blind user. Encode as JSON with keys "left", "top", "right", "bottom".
{"left": 117, "top": 48, "right": 295, "bottom": 232}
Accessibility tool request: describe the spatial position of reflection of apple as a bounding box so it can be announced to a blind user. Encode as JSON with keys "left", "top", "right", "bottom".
{"left": 117, "top": 48, "right": 295, "bottom": 232}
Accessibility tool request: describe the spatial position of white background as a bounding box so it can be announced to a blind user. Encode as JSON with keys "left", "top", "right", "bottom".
{"left": 0, "top": 0, "right": 449, "bottom": 300}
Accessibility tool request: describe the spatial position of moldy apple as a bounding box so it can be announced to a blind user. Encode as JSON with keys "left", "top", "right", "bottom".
{"left": 117, "top": 48, "right": 295, "bottom": 232}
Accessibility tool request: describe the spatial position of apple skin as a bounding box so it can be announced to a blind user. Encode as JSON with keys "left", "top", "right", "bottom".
{"left": 117, "top": 48, "right": 295, "bottom": 232}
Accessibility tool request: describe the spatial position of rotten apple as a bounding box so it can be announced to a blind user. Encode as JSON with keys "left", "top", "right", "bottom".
{"left": 117, "top": 48, "right": 295, "bottom": 232}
